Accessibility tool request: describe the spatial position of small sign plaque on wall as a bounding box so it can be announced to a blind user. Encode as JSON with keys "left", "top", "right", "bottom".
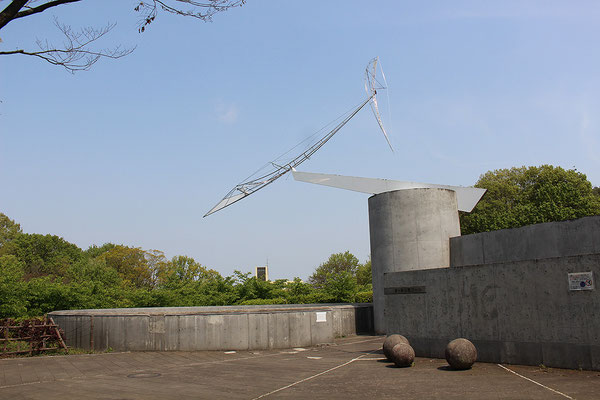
{"left": 384, "top": 286, "right": 427, "bottom": 295}
{"left": 568, "top": 272, "right": 594, "bottom": 291}
{"left": 315, "top": 312, "right": 327, "bottom": 322}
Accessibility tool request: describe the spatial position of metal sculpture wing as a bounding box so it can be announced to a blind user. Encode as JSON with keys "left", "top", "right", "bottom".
{"left": 204, "top": 57, "right": 392, "bottom": 217}
{"left": 365, "top": 57, "right": 394, "bottom": 152}
{"left": 291, "top": 171, "right": 486, "bottom": 213}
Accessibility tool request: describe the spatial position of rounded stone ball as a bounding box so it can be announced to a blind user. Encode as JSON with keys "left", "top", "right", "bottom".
{"left": 445, "top": 338, "right": 477, "bottom": 370}
{"left": 390, "top": 343, "right": 415, "bottom": 367}
{"left": 383, "top": 334, "right": 410, "bottom": 360}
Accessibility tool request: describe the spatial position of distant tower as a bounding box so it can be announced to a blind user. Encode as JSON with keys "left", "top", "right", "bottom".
{"left": 255, "top": 266, "right": 269, "bottom": 281}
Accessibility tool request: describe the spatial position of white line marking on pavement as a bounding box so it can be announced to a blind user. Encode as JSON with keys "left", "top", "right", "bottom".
{"left": 497, "top": 364, "right": 574, "bottom": 400}
{"left": 335, "top": 337, "right": 383, "bottom": 346}
{"left": 252, "top": 351, "right": 377, "bottom": 399}
{"left": 0, "top": 381, "right": 43, "bottom": 389}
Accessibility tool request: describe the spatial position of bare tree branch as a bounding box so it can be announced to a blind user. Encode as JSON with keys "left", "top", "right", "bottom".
{"left": 0, "top": 0, "right": 29, "bottom": 29}
{"left": 134, "top": 0, "right": 245, "bottom": 32}
{"left": 0, "top": 18, "right": 135, "bottom": 72}
{"left": 0, "top": 0, "right": 244, "bottom": 72}
{"left": 13, "top": 0, "right": 82, "bottom": 21}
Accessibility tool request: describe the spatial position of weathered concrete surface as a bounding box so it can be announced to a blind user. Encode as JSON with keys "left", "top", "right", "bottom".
{"left": 369, "top": 188, "right": 461, "bottom": 333}
{"left": 2, "top": 335, "right": 600, "bottom": 400}
{"left": 384, "top": 253, "right": 600, "bottom": 370}
{"left": 451, "top": 215, "right": 600, "bottom": 267}
{"left": 49, "top": 304, "right": 373, "bottom": 352}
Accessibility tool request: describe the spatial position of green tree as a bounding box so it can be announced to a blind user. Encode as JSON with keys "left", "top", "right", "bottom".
{"left": 66, "top": 257, "right": 122, "bottom": 288}
{"left": 461, "top": 165, "right": 600, "bottom": 235}
{"left": 0, "top": 212, "right": 22, "bottom": 248}
{"left": 308, "top": 251, "right": 360, "bottom": 289}
{"left": 145, "top": 250, "right": 169, "bottom": 288}
{"left": 286, "top": 277, "right": 312, "bottom": 297}
{"left": 232, "top": 270, "right": 279, "bottom": 302}
{"left": 0, "top": 255, "right": 28, "bottom": 318}
{"left": 196, "top": 273, "right": 237, "bottom": 305}
{"left": 323, "top": 271, "right": 357, "bottom": 303}
{"left": 24, "top": 277, "right": 80, "bottom": 316}
{"left": 158, "top": 255, "right": 220, "bottom": 289}
{"left": 356, "top": 258, "right": 372, "bottom": 287}
{"left": 100, "top": 245, "right": 151, "bottom": 288}
{"left": 64, "top": 257, "right": 128, "bottom": 309}
{"left": 6, "top": 233, "right": 83, "bottom": 277}
{"left": 84, "top": 243, "right": 117, "bottom": 259}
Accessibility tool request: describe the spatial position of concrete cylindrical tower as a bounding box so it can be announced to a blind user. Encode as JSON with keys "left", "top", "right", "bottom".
{"left": 369, "top": 188, "right": 461, "bottom": 334}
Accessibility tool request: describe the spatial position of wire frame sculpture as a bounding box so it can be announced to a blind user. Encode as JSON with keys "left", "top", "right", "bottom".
{"left": 204, "top": 57, "right": 392, "bottom": 217}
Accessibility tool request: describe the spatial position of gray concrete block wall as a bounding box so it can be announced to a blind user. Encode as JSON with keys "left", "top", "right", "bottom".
{"left": 384, "top": 254, "right": 600, "bottom": 370}
{"left": 50, "top": 304, "right": 374, "bottom": 352}
{"left": 369, "top": 188, "right": 461, "bottom": 333}
{"left": 451, "top": 216, "right": 600, "bottom": 267}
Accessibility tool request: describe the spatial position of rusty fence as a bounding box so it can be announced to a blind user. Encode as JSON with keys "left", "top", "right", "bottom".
{"left": 0, "top": 317, "right": 68, "bottom": 357}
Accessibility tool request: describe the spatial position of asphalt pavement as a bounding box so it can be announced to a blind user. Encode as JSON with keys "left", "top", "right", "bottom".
{"left": 1, "top": 335, "right": 599, "bottom": 399}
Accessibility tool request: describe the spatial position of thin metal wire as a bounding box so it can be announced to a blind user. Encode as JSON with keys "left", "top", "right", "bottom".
{"left": 204, "top": 57, "right": 391, "bottom": 217}
{"left": 236, "top": 99, "right": 367, "bottom": 185}
{"left": 204, "top": 95, "right": 374, "bottom": 217}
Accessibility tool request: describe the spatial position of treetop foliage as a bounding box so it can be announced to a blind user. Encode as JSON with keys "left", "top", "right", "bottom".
{"left": 308, "top": 251, "right": 371, "bottom": 303}
{"left": 0, "top": 213, "right": 22, "bottom": 247}
{"left": 308, "top": 251, "right": 360, "bottom": 289}
{"left": 460, "top": 165, "right": 600, "bottom": 234}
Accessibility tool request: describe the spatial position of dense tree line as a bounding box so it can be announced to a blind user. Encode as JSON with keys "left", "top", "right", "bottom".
{"left": 0, "top": 213, "right": 372, "bottom": 319}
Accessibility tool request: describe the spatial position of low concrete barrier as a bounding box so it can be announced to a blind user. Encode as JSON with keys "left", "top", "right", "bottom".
{"left": 49, "top": 303, "right": 373, "bottom": 352}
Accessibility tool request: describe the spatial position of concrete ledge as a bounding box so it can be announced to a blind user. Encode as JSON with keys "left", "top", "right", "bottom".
{"left": 49, "top": 303, "right": 373, "bottom": 352}
{"left": 451, "top": 216, "right": 600, "bottom": 267}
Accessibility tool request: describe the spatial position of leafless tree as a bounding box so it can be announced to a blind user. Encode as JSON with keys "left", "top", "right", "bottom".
{"left": 0, "top": 0, "right": 245, "bottom": 72}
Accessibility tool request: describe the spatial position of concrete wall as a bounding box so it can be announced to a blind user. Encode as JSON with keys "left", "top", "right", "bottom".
{"left": 49, "top": 304, "right": 373, "bottom": 352}
{"left": 385, "top": 216, "right": 600, "bottom": 370}
{"left": 369, "top": 188, "right": 461, "bottom": 333}
{"left": 451, "top": 216, "right": 600, "bottom": 267}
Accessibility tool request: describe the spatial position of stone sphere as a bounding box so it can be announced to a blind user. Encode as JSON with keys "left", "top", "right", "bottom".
{"left": 445, "top": 338, "right": 477, "bottom": 370}
{"left": 383, "top": 334, "right": 410, "bottom": 360}
{"left": 390, "top": 343, "right": 415, "bottom": 367}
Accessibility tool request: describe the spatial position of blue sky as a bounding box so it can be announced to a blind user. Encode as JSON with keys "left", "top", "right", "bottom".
{"left": 1, "top": 1, "right": 599, "bottom": 280}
